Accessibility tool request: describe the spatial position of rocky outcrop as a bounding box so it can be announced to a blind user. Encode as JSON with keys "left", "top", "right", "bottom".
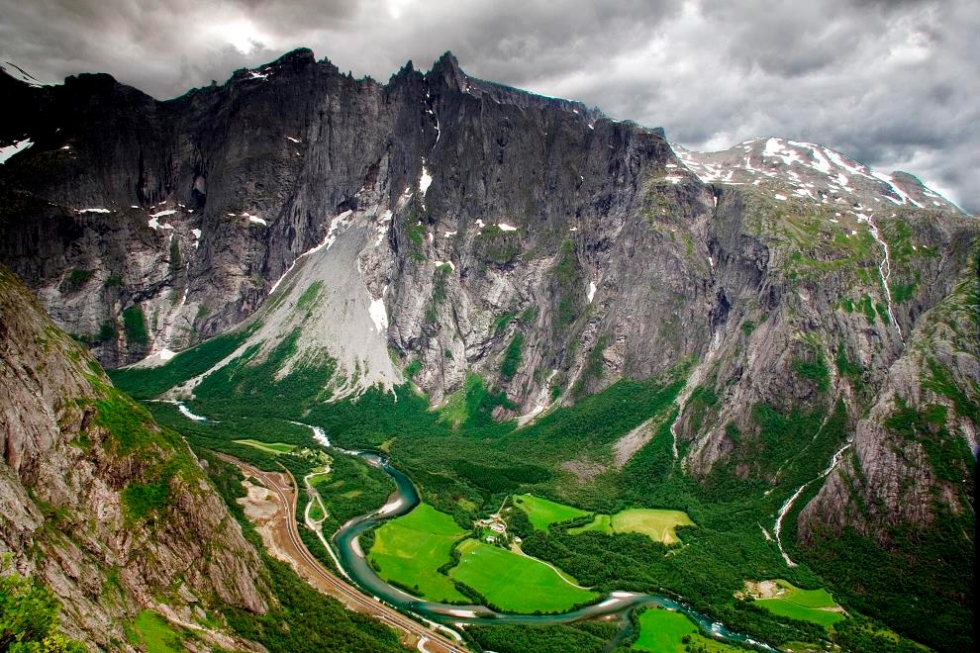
{"left": 0, "top": 264, "right": 267, "bottom": 649}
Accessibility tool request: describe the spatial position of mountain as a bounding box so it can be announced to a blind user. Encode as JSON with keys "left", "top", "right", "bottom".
{"left": 0, "top": 50, "right": 976, "bottom": 651}
{"left": 0, "top": 263, "right": 266, "bottom": 648}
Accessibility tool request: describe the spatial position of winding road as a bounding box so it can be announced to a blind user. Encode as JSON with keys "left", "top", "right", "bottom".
{"left": 217, "top": 454, "right": 469, "bottom": 653}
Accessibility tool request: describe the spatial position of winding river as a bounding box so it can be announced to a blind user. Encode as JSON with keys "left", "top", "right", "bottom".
{"left": 325, "top": 449, "right": 779, "bottom": 652}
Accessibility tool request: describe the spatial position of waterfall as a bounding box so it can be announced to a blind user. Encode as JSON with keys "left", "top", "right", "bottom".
{"left": 774, "top": 442, "right": 852, "bottom": 567}
{"left": 856, "top": 213, "right": 903, "bottom": 343}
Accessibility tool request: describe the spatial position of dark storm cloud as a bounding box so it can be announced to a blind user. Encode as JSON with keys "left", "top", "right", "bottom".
{"left": 0, "top": 0, "right": 976, "bottom": 213}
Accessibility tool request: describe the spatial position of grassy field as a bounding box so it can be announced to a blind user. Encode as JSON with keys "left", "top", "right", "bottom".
{"left": 569, "top": 508, "right": 694, "bottom": 544}
{"left": 307, "top": 470, "right": 333, "bottom": 485}
{"left": 308, "top": 500, "right": 325, "bottom": 521}
{"left": 234, "top": 439, "right": 296, "bottom": 455}
{"left": 632, "top": 608, "right": 743, "bottom": 653}
{"left": 129, "top": 610, "right": 183, "bottom": 652}
{"left": 513, "top": 494, "right": 590, "bottom": 531}
{"left": 450, "top": 539, "right": 597, "bottom": 613}
{"left": 753, "top": 580, "right": 845, "bottom": 628}
{"left": 368, "top": 503, "right": 469, "bottom": 603}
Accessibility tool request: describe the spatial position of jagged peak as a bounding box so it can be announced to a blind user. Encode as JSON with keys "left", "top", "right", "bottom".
{"left": 432, "top": 51, "right": 462, "bottom": 74}
{"left": 427, "top": 50, "right": 466, "bottom": 91}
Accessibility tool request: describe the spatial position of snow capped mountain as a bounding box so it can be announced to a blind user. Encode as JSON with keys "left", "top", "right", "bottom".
{"left": 673, "top": 137, "right": 962, "bottom": 214}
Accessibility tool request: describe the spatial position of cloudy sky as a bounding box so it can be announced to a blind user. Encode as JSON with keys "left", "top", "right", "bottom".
{"left": 2, "top": 0, "right": 977, "bottom": 213}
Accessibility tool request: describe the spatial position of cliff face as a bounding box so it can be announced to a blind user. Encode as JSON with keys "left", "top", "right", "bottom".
{"left": 0, "top": 264, "right": 266, "bottom": 649}
{"left": 0, "top": 49, "right": 976, "bottom": 552}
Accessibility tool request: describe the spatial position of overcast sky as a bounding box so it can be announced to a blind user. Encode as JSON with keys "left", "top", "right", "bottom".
{"left": 1, "top": 0, "right": 977, "bottom": 213}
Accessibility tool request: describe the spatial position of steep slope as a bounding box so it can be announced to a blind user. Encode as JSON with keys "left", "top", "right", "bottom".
{"left": 0, "top": 263, "right": 267, "bottom": 649}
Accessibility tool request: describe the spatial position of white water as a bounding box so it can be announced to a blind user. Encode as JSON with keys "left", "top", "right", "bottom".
{"left": 856, "top": 214, "right": 903, "bottom": 342}
{"left": 176, "top": 402, "right": 208, "bottom": 422}
{"left": 774, "top": 441, "right": 852, "bottom": 567}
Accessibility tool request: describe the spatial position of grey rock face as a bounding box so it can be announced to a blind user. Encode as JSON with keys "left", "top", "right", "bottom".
{"left": 0, "top": 264, "right": 266, "bottom": 649}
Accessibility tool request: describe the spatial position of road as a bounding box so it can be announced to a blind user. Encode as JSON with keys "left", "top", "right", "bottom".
{"left": 218, "top": 454, "right": 469, "bottom": 653}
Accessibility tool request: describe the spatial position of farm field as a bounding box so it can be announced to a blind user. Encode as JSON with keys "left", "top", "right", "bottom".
{"left": 233, "top": 439, "right": 296, "bottom": 455}
{"left": 368, "top": 503, "right": 469, "bottom": 603}
{"left": 751, "top": 580, "right": 845, "bottom": 628}
{"left": 449, "top": 539, "right": 597, "bottom": 613}
{"left": 569, "top": 508, "right": 694, "bottom": 544}
{"left": 632, "top": 608, "right": 743, "bottom": 652}
{"left": 513, "top": 494, "right": 590, "bottom": 531}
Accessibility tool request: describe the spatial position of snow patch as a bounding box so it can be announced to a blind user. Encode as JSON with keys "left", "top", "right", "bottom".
{"left": 369, "top": 297, "right": 388, "bottom": 333}
{"left": 762, "top": 138, "right": 802, "bottom": 167}
{"left": 773, "top": 194, "right": 787, "bottom": 201}
{"left": 325, "top": 210, "right": 354, "bottom": 250}
{"left": 803, "top": 145, "right": 832, "bottom": 175}
{"left": 587, "top": 281, "right": 597, "bottom": 304}
{"left": 497, "top": 222, "right": 518, "bottom": 232}
{"left": 419, "top": 166, "right": 433, "bottom": 195}
{"left": 823, "top": 148, "right": 873, "bottom": 179}
{"left": 872, "top": 171, "right": 923, "bottom": 208}
{"left": 159, "top": 349, "right": 177, "bottom": 362}
{"left": 77, "top": 208, "right": 111, "bottom": 214}
{"left": 286, "top": 136, "right": 301, "bottom": 143}
{"left": 151, "top": 209, "right": 177, "bottom": 218}
{"left": 0, "top": 139, "right": 33, "bottom": 164}
{"left": 247, "top": 215, "right": 268, "bottom": 226}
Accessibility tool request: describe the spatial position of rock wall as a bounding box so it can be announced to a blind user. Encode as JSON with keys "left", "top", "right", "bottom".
{"left": 0, "top": 264, "right": 266, "bottom": 650}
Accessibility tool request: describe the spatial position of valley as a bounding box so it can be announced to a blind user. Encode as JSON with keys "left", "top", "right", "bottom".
{"left": 101, "top": 338, "right": 899, "bottom": 652}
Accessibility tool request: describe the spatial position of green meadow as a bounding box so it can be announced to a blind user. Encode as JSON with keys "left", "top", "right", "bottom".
{"left": 450, "top": 539, "right": 597, "bottom": 613}
{"left": 368, "top": 503, "right": 469, "bottom": 603}
{"left": 632, "top": 608, "right": 743, "bottom": 653}
{"left": 233, "top": 439, "right": 296, "bottom": 455}
{"left": 569, "top": 508, "right": 694, "bottom": 544}
{"left": 754, "top": 580, "right": 845, "bottom": 628}
{"left": 513, "top": 494, "right": 590, "bottom": 531}
{"left": 128, "top": 611, "right": 183, "bottom": 653}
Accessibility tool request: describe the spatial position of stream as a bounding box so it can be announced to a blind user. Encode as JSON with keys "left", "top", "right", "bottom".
{"left": 321, "top": 448, "right": 779, "bottom": 652}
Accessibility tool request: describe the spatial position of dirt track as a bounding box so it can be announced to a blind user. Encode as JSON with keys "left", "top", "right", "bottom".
{"left": 219, "top": 454, "right": 469, "bottom": 653}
